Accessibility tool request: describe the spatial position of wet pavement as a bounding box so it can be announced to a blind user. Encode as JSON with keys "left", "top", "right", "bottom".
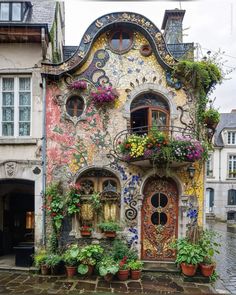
{"left": 0, "top": 271, "right": 215, "bottom": 294}
{"left": 207, "top": 221, "right": 236, "bottom": 294}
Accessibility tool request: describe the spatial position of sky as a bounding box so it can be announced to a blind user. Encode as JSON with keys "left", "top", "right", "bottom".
{"left": 64, "top": 0, "right": 236, "bottom": 113}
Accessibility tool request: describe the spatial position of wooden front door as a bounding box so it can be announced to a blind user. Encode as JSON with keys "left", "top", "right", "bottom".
{"left": 141, "top": 176, "right": 178, "bottom": 261}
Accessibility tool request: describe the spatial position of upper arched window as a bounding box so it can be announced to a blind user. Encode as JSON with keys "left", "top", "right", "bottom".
{"left": 109, "top": 29, "right": 133, "bottom": 53}
{"left": 130, "top": 93, "right": 169, "bottom": 131}
{"left": 66, "top": 96, "right": 84, "bottom": 117}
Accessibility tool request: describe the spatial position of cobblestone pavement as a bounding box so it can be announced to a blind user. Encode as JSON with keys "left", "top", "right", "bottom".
{"left": 207, "top": 221, "right": 236, "bottom": 294}
{"left": 0, "top": 271, "right": 215, "bottom": 294}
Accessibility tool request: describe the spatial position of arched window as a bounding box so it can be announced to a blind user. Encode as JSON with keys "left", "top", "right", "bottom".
{"left": 228, "top": 189, "right": 236, "bottom": 205}
{"left": 130, "top": 93, "right": 169, "bottom": 132}
{"left": 66, "top": 96, "right": 84, "bottom": 117}
{"left": 109, "top": 29, "right": 133, "bottom": 53}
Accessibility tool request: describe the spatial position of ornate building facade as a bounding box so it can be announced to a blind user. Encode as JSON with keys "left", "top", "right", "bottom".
{"left": 43, "top": 11, "right": 205, "bottom": 261}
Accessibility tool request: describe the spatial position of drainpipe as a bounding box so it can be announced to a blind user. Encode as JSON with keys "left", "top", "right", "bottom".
{"left": 42, "top": 76, "right": 47, "bottom": 246}
{"left": 219, "top": 148, "right": 222, "bottom": 181}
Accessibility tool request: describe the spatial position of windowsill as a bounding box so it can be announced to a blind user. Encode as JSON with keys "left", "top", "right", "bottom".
{"left": 0, "top": 138, "right": 38, "bottom": 145}
{"left": 206, "top": 176, "right": 215, "bottom": 179}
{"left": 226, "top": 178, "right": 236, "bottom": 181}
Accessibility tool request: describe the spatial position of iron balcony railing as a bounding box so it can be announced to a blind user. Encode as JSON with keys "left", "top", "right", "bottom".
{"left": 112, "top": 125, "right": 197, "bottom": 162}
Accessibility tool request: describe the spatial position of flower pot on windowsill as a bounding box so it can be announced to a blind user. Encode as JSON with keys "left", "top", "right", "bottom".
{"left": 80, "top": 230, "right": 92, "bottom": 237}
{"left": 199, "top": 263, "right": 215, "bottom": 277}
{"left": 181, "top": 263, "right": 197, "bottom": 277}
{"left": 104, "top": 231, "right": 116, "bottom": 238}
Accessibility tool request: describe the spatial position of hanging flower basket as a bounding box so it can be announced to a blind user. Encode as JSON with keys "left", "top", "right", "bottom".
{"left": 69, "top": 80, "right": 87, "bottom": 90}
{"left": 91, "top": 85, "right": 119, "bottom": 105}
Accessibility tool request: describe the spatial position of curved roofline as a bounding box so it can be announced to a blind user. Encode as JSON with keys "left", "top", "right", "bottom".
{"left": 42, "top": 11, "right": 178, "bottom": 79}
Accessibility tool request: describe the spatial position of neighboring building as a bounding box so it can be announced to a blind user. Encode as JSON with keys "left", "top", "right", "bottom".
{"left": 42, "top": 10, "right": 206, "bottom": 262}
{"left": 205, "top": 110, "right": 236, "bottom": 223}
{"left": 0, "top": 1, "right": 64, "bottom": 256}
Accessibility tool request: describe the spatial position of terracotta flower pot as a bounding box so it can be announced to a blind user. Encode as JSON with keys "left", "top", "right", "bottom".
{"left": 131, "top": 270, "right": 141, "bottom": 280}
{"left": 80, "top": 230, "right": 91, "bottom": 237}
{"left": 41, "top": 264, "right": 50, "bottom": 275}
{"left": 104, "top": 273, "right": 114, "bottom": 282}
{"left": 181, "top": 263, "right": 197, "bottom": 277}
{"left": 199, "top": 263, "right": 215, "bottom": 277}
{"left": 118, "top": 269, "right": 129, "bottom": 281}
{"left": 66, "top": 266, "right": 77, "bottom": 278}
{"left": 104, "top": 231, "right": 116, "bottom": 238}
{"left": 86, "top": 265, "right": 94, "bottom": 276}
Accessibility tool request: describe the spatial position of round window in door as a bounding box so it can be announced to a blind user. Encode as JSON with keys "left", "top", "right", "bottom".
{"left": 141, "top": 176, "right": 178, "bottom": 261}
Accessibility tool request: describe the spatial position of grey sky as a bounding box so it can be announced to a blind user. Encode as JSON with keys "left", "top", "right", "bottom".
{"left": 64, "top": 0, "right": 236, "bottom": 113}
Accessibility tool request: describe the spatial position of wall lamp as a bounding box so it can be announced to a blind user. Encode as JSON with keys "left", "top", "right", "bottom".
{"left": 187, "top": 164, "right": 196, "bottom": 179}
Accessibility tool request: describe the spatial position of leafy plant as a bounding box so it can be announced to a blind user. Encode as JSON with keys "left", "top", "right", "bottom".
{"left": 90, "top": 192, "right": 102, "bottom": 211}
{"left": 203, "top": 108, "right": 220, "bottom": 124}
{"left": 34, "top": 250, "right": 48, "bottom": 268}
{"left": 199, "top": 229, "right": 221, "bottom": 264}
{"left": 66, "top": 183, "right": 81, "bottom": 215}
{"left": 210, "top": 270, "right": 219, "bottom": 282}
{"left": 128, "top": 260, "right": 143, "bottom": 270}
{"left": 171, "top": 238, "right": 204, "bottom": 265}
{"left": 45, "top": 254, "right": 62, "bottom": 267}
{"left": 112, "top": 239, "right": 138, "bottom": 262}
{"left": 63, "top": 244, "right": 80, "bottom": 267}
{"left": 98, "top": 255, "right": 119, "bottom": 276}
{"left": 119, "top": 256, "right": 129, "bottom": 270}
{"left": 98, "top": 220, "right": 121, "bottom": 232}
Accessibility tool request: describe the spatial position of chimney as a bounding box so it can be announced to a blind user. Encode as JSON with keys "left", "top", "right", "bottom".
{"left": 161, "top": 9, "right": 185, "bottom": 44}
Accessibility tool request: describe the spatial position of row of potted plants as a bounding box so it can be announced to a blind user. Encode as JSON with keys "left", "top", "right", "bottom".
{"left": 171, "top": 229, "right": 220, "bottom": 278}
{"left": 119, "top": 129, "right": 207, "bottom": 163}
{"left": 78, "top": 220, "right": 121, "bottom": 238}
{"left": 34, "top": 240, "right": 143, "bottom": 281}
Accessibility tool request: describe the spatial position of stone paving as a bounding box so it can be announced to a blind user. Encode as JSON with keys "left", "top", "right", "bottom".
{"left": 0, "top": 271, "right": 216, "bottom": 294}
{"left": 207, "top": 221, "right": 236, "bottom": 295}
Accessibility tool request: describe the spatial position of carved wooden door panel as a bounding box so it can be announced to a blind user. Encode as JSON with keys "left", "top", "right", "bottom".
{"left": 141, "top": 176, "right": 178, "bottom": 261}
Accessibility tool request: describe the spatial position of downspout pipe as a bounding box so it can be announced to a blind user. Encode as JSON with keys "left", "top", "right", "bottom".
{"left": 42, "top": 76, "right": 47, "bottom": 246}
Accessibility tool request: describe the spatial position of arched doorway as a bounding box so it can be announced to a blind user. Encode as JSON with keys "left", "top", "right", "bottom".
{"left": 130, "top": 92, "right": 169, "bottom": 133}
{"left": 0, "top": 179, "right": 34, "bottom": 255}
{"left": 141, "top": 176, "right": 178, "bottom": 261}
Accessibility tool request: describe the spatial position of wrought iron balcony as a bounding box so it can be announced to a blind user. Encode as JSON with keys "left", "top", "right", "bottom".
{"left": 112, "top": 125, "right": 200, "bottom": 167}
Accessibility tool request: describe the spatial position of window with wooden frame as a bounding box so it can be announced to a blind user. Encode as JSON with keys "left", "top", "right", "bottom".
{"left": 0, "top": 2, "right": 26, "bottom": 22}
{"left": 66, "top": 96, "right": 84, "bottom": 118}
{"left": 109, "top": 29, "right": 133, "bottom": 53}
{"left": 130, "top": 93, "right": 169, "bottom": 133}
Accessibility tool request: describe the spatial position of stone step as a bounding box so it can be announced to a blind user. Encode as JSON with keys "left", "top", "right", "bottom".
{"left": 143, "top": 261, "right": 180, "bottom": 273}
{"left": 206, "top": 213, "right": 216, "bottom": 220}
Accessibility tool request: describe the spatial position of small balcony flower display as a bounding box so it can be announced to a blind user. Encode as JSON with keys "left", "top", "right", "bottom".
{"left": 118, "top": 131, "right": 205, "bottom": 164}
{"left": 91, "top": 85, "right": 119, "bottom": 105}
{"left": 69, "top": 80, "right": 87, "bottom": 90}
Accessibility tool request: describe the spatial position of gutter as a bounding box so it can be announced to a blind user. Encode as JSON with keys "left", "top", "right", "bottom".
{"left": 42, "top": 76, "right": 47, "bottom": 246}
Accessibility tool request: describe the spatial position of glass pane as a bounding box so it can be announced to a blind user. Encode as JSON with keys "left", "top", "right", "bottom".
{"left": 19, "top": 78, "right": 30, "bottom": 91}
{"left": 19, "top": 107, "right": 30, "bottom": 121}
{"left": 19, "top": 93, "right": 30, "bottom": 105}
{"left": 66, "top": 96, "right": 84, "bottom": 117}
{"left": 160, "top": 213, "right": 167, "bottom": 225}
{"left": 152, "top": 111, "right": 167, "bottom": 127}
{"left": 12, "top": 3, "right": 21, "bottom": 21}
{"left": 0, "top": 3, "right": 9, "bottom": 21}
{"left": 19, "top": 122, "right": 30, "bottom": 136}
{"left": 111, "top": 32, "right": 120, "bottom": 50}
{"left": 151, "top": 193, "right": 159, "bottom": 208}
{"left": 2, "top": 123, "right": 14, "bottom": 136}
{"left": 3, "top": 93, "right": 14, "bottom": 106}
{"left": 3, "top": 78, "right": 14, "bottom": 91}
{"left": 160, "top": 193, "right": 168, "bottom": 207}
{"left": 122, "top": 32, "right": 131, "bottom": 50}
{"left": 151, "top": 212, "right": 159, "bottom": 225}
{"left": 2, "top": 107, "right": 14, "bottom": 121}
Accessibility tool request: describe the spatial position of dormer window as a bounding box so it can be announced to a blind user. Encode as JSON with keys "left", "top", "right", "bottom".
{"left": 228, "top": 131, "right": 236, "bottom": 145}
{"left": 0, "top": 2, "right": 24, "bottom": 22}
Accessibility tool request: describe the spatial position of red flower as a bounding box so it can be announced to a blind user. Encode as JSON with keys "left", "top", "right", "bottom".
{"left": 51, "top": 212, "right": 57, "bottom": 217}
{"left": 76, "top": 203, "right": 81, "bottom": 207}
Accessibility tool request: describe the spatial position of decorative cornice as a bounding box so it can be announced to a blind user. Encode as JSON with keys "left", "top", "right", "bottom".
{"left": 42, "top": 12, "right": 177, "bottom": 79}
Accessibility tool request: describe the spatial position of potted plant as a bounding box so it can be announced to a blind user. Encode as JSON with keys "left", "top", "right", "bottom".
{"left": 46, "top": 254, "right": 62, "bottom": 275}
{"left": 128, "top": 260, "right": 143, "bottom": 280}
{"left": 80, "top": 225, "right": 93, "bottom": 237}
{"left": 198, "top": 229, "right": 220, "bottom": 277}
{"left": 34, "top": 250, "right": 50, "bottom": 275}
{"left": 91, "top": 84, "right": 119, "bottom": 106}
{"left": 98, "top": 255, "right": 119, "bottom": 282}
{"left": 203, "top": 108, "right": 220, "bottom": 129}
{"left": 66, "top": 183, "right": 81, "bottom": 216}
{"left": 63, "top": 244, "right": 80, "bottom": 278}
{"left": 69, "top": 80, "right": 87, "bottom": 90}
{"left": 77, "top": 245, "right": 103, "bottom": 277}
{"left": 98, "top": 220, "right": 121, "bottom": 238}
{"left": 117, "top": 256, "right": 130, "bottom": 281}
{"left": 171, "top": 238, "right": 204, "bottom": 276}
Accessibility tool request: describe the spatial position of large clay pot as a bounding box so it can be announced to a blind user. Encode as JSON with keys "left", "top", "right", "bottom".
{"left": 41, "top": 264, "right": 50, "bottom": 275}
{"left": 117, "top": 269, "right": 129, "bottom": 281}
{"left": 181, "top": 263, "right": 197, "bottom": 277}
{"left": 131, "top": 270, "right": 141, "bottom": 280}
{"left": 80, "top": 230, "right": 91, "bottom": 237}
{"left": 199, "top": 263, "right": 215, "bottom": 277}
{"left": 66, "top": 266, "right": 77, "bottom": 278}
{"left": 104, "top": 231, "right": 116, "bottom": 238}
